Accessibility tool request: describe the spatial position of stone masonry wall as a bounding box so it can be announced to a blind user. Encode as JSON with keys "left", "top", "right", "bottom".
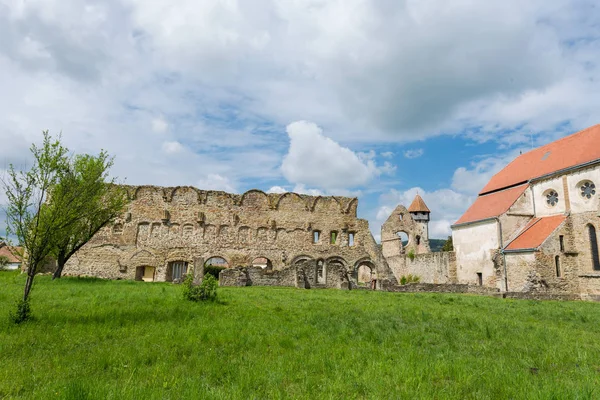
{"left": 386, "top": 251, "right": 457, "bottom": 284}
{"left": 64, "top": 185, "right": 397, "bottom": 286}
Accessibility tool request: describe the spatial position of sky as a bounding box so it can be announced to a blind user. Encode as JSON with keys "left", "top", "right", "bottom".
{"left": 1, "top": 0, "right": 599, "bottom": 241}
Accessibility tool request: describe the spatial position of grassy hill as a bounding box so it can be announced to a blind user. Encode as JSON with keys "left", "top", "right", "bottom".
{"left": 1, "top": 271, "right": 599, "bottom": 399}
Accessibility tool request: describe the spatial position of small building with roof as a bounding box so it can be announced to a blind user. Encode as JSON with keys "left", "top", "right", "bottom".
{"left": 0, "top": 243, "right": 23, "bottom": 270}
{"left": 452, "top": 124, "right": 600, "bottom": 298}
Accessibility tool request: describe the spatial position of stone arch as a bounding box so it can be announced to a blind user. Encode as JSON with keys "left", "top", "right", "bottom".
{"left": 238, "top": 226, "right": 252, "bottom": 243}
{"left": 256, "top": 226, "right": 269, "bottom": 243}
{"left": 129, "top": 249, "right": 161, "bottom": 270}
{"left": 345, "top": 198, "right": 358, "bottom": 216}
{"left": 133, "top": 186, "right": 164, "bottom": 205}
{"left": 354, "top": 258, "right": 377, "bottom": 286}
{"left": 171, "top": 186, "right": 201, "bottom": 205}
{"left": 312, "top": 196, "right": 342, "bottom": 213}
{"left": 276, "top": 192, "right": 308, "bottom": 211}
{"left": 291, "top": 254, "right": 314, "bottom": 265}
{"left": 326, "top": 256, "right": 348, "bottom": 268}
{"left": 205, "top": 191, "right": 235, "bottom": 208}
{"left": 136, "top": 222, "right": 151, "bottom": 245}
{"left": 204, "top": 256, "right": 230, "bottom": 268}
{"left": 240, "top": 190, "right": 270, "bottom": 211}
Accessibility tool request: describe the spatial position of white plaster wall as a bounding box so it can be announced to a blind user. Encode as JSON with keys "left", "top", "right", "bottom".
{"left": 531, "top": 176, "right": 566, "bottom": 217}
{"left": 566, "top": 166, "right": 600, "bottom": 214}
{"left": 452, "top": 220, "right": 499, "bottom": 285}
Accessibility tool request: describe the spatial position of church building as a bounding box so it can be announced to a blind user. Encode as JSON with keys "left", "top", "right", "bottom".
{"left": 452, "top": 124, "right": 600, "bottom": 299}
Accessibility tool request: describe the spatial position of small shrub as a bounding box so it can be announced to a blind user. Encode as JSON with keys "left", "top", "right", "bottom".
{"left": 183, "top": 273, "right": 218, "bottom": 302}
{"left": 9, "top": 298, "right": 32, "bottom": 324}
{"left": 204, "top": 265, "right": 226, "bottom": 280}
{"left": 400, "top": 274, "right": 420, "bottom": 285}
{"left": 407, "top": 249, "right": 416, "bottom": 261}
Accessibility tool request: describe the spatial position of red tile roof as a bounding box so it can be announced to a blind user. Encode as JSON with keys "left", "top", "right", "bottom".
{"left": 454, "top": 184, "right": 528, "bottom": 225}
{"left": 481, "top": 124, "right": 600, "bottom": 194}
{"left": 408, "top": 194, "right": 430, "bottom": 213}
{"left": 505, "top": 214, "right": 566, "bottom": 251}
{"left": 0, "top": 245, "right": 23, "bottom": 264}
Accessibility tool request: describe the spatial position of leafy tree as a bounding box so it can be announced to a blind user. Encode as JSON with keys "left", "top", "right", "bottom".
{"left": 441, "top": 235, "right": 454, "bottom": 252}
{"left": 51, "top": 152, "right": 127, "bottom": 279}
{"left": 0, "top": 255, "right": 9, "bottom": 270}
{"left": 2, "top": 131, "right": 71, "bottom": 320}
{"left": 2, "top": 131, "right": 125, "bottom": 321}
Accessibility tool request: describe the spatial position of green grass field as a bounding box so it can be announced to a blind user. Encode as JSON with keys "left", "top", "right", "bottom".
{"left": 1, "top": 271, "right": 599, "bottom": 399}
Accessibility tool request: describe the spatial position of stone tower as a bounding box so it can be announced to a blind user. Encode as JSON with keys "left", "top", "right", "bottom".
{"left": 407, "top": 194, "right": 431, "bottom": 254}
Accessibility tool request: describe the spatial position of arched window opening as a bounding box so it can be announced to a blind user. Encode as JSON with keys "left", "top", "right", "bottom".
{"left": 416, "top": 235, "right": 421, "bottom": 246}
{"left": 555, "top": 256, "right": 561, "bottom": 278}
{"left": 316, "top": 260, "right": 325, "bottom": 284}
{"left": 348, "top": 232, "right": 355, "bottom": 246}
{"left": 357, "top": 264, "right": 372, "bottom": 285}
{"left": 167, "top": 261, "right": 188, "bottom": 282}
{"left": 396, "top": 231, "right": 409, "bottom": 251}
{"left": 588, "top": 225, "right": 600, "bottom": 271}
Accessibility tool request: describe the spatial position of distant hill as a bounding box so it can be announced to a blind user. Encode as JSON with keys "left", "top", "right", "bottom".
{"left": 429, "top": 239, "right": 447, "bottom": 252}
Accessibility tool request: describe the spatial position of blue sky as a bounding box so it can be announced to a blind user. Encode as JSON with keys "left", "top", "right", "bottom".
{"left": 1, "top": 0, "right": 599, "bottom": 241}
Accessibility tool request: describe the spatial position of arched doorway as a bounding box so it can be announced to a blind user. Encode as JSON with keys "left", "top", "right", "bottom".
{"left": 204, "top": 257, "right": 230, "bottom": 279}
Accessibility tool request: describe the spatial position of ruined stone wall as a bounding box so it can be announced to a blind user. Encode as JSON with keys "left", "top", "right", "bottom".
{"left": 386, "top": 251, "right": 457, "bottom": 284}
{"left": 381, "top": 205, "right": 430, "bottom": 257}
{"left": 64, "top": 185, "right": 396, "bottom": 285}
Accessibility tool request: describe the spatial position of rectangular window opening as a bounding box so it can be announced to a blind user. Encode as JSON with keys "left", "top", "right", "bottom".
{"left": 476, "top": 272, "right": 483, "bottom": 286}
{"left": 559, "top": 235, "right": 564, "bottom": 252}
{"left": 330, "top": 231, "right": 338, "bottom": 245}
{"left": 555, "top": 256, "right": 561, "bottom": 278}
{"left": 348, "top": 232, "right": 355, "bottom": 246}
{"left": 313, "top": 230, "right": 320, "bottom": 244}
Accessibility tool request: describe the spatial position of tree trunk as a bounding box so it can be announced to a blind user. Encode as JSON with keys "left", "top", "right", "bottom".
{"left": 52, "top": 252, "right": 66, "bottom": 280}
{"left": 23, "top": 267, "right": 35, "bottom": 302}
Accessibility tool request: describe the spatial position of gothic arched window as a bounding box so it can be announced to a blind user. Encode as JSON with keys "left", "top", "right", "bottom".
{"left": 588, "top": 225, "right": 600, "bottom": 271}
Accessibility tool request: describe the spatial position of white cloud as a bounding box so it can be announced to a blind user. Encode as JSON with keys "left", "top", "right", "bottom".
{"left": 196, "top": 174, "right": 236, "bottom": 193}
{"left": 281, "top": 121, "right": 390, "bottom": 190}
{"left": 162, "top": 141, "right": 184, "bottom": 155}
{"left": 266, "top": 186, "right": 287, "bottom": 194}
{"left": 451, "top": 151, "right": 519, "bottom": 195}
{"left": 152, "top": 117, "right": 169, "bottom": 133}
{"left": 374, "top": 187, "right": 474, "bottom": 239}
{"left": 403, "top": 149, "right": 424, "bottom": 159}
{"left": 292, "top": 184, "right": 323, "bottom": 197}
{"left": 381, "top": 151, "right": 394, "bottom": 158}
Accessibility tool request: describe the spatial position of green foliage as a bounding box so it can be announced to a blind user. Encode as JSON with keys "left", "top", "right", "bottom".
{"left": 441, "top": 235, "right": 454, "bottom": 252}
{"left": 182, "top": 273, "right": 218, "bottom": 302}
{"left": 203, "top": 265, "right": 226, "bottom": 279}
{"left": 400, "top": 274, "right": 421, "bottom": 285}
{"left": 0, "top": 255, "right": 9, "bottom": 271}
{"left": 407, "top": 249, "right": 416, "bottom": 260}
{"left": 50, "top": 151, "right": 127, "bottom": 279}
{"left": 1, "top": 272, "right": 600, "bottom": 398}
{"left": 2, "top": 131, "right": 71, "bottom": 276}
{"left": 8, "top": 298, "right": 31, "bottom": 324}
